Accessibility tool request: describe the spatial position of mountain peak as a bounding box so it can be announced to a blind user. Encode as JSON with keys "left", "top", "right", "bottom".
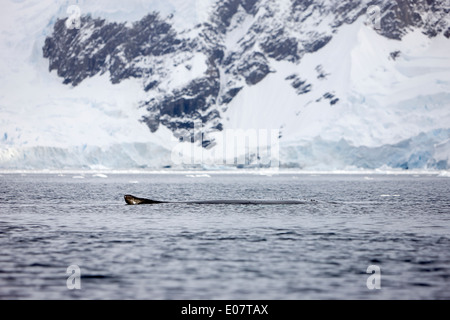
{"left": 1, "top": 0, "right": 449, "bottom": 170}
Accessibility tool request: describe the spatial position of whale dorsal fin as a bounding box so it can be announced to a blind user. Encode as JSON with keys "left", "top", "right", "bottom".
{"left": 124, "top": 195, "right": 163, "bottom": 205}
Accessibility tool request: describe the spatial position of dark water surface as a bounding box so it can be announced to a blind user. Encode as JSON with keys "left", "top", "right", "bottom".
{"left": 0, "top": 173, "right": 449, "bottom": 299}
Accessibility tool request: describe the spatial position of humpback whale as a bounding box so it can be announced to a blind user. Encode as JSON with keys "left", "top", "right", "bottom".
{"left": 124, "top": 195, "right": 312, "bottom": 205}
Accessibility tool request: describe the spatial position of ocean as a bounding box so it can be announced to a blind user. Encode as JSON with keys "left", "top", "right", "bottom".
{"left": 0, "top": 172, "right": 449, "bottom": 300}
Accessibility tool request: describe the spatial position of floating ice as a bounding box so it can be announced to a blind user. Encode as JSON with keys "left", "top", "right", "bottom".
{"left": 92, "top": 173, "right": 108, "bottom": 178}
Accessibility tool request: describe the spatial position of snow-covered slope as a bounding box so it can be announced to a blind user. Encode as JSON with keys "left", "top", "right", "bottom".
{"left": 223, "top": 19, "right": 450, "bottom": 169}
{"left": 0, "top": 0, "right": 205, "bottom": 169}
{"left": 1, "top": 0, "right": 449, "bottom": 170}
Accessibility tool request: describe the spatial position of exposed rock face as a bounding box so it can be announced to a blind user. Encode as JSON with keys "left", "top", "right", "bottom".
{"left": 43, "top": 13, "right": 185, "bottom": 86}
{"left": 43, "top": 0, "right": 450, "bottom": 142}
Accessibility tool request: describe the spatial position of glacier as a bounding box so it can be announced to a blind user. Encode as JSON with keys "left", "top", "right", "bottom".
{"left": 0, "top": 0, "right": 449, "bottom": 171}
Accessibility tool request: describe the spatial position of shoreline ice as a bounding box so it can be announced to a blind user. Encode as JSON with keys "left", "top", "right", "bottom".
{"left": 0, "top": 168, "right": 448, "bottom": 176}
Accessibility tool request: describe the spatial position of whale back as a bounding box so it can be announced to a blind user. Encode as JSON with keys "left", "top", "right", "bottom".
{"left": 124, "top": 195, "right": 164, "bottom": 205}
{"left": 124, "top": 195, "right": 311, "bottom": 205}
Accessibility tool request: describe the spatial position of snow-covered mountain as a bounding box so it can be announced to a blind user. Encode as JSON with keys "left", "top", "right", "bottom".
{"left": 1, "top": 0, "right": 449, "bottom": 170}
